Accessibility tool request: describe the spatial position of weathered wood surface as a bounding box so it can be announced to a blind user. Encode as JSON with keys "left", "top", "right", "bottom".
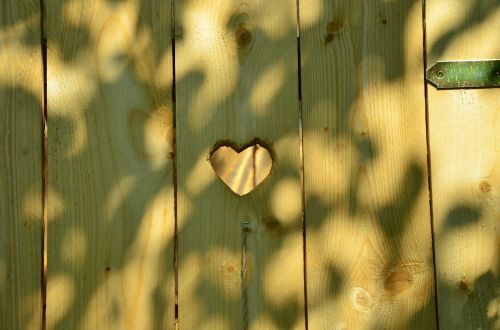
{"left": 46, "top": 0, "right": 175, "bottom": 328}
{"left": 0, "top": 0, "right": 44, "bottom": 328}
{"left": 300, "top": 0, "right": 436, "bottom": 328}
{"left": 426, "top": 0, "right": 500, "bottom": 328}
{"left": 175, "top": 0, "right": 304, "bottom": 328}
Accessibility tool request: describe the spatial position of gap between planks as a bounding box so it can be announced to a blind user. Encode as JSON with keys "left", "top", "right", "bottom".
{"left": 38, "top": 0, "right": 48, "bottom": 328}
{"left": 420, "top": 0, "right": 441, "bottom": 328}
{"left": 295, "top": 0, "right": 309, "bottom": 328}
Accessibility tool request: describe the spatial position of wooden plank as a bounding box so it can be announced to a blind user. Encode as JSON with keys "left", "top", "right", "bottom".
{"left": 0, "top": 0, "right": 44, "bottom": 328}
{"left": 175, "top": 1, "right": 304, "bottom": 329}
{"left": 45, "top": 0, "right": 174, "bottom": 329}
{"left": 426, "top": 0, "right": 500, "bottom": 329}
{"left": 300, "top": 0, "right": 436, "bottom": 328}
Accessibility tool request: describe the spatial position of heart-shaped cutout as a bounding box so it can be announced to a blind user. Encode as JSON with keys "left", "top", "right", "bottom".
{"left": 210, "top": 143, "right": 272, "bottom": 196}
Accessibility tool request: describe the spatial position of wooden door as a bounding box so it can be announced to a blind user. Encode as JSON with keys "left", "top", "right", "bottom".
{"left": 1, "top": 0, "right": 499, "bottom": 328}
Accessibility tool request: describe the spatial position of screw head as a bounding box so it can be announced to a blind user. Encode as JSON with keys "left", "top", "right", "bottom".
{"left": 437, "top": 70, "right": 444, "bottom": 78}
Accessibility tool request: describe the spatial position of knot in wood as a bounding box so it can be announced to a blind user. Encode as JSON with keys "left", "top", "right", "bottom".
{"left": 327, "top": 20, "right": 343, "bottom": 33}
{"left": 235, "top": 25, "right": 252, "bottom": 48}
{"left": 384, "top": 268, "right": 413, "bottom": 295}
{"left": 350, "top": 287, "right": 373, "bottom": 312}
{"left": 479, "top": 179, "right": 492, "bottom": 193}
{"left": 324, "top": 20, "right": 342, "bottom": 45}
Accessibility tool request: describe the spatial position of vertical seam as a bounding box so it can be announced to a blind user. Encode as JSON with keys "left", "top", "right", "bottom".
{"left": 295, "top": 0, "right": 309, "bottom": 328}
{"left": 171, "top": 0, "right": 178, "bottom": 329}
{"left": 421, "top": 0, "right": 440, "bottom": 329}
{"left": 38, "top": 0, "right": 47, "bottom": 328}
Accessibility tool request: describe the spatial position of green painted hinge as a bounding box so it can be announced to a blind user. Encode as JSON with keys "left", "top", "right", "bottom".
{"left": 426, "top": 60, "right": 500, "bottom": 89}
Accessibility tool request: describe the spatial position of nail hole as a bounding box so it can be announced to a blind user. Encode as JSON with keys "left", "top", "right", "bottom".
{"left": 210, "top": 140, "right": 273, "bottom": 196}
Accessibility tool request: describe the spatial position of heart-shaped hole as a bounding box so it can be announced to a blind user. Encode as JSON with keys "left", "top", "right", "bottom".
{"left": 210, "top": 142, "right": 273, "bottom": 196}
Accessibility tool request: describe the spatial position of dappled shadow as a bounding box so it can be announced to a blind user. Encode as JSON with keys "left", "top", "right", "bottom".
{"left": 433, "top": 202, "right": 499, "bottom": 329}
{"left": 429, "top": 0, "right": 499, "bottom": 60}
{"left": 300, "top": 0, "right": 437, "bottom": 327}
{"left": 436, "top": 269, "right": 499, "bottom": 330}
{"left": 442, "top": 204, "right": 482, "bottom": 231}
{"left": 0, "top": 86, "right": 44, "bottom": 329}
{"left": 1, "top": 1, "right": 44, "bottom": 327}
{"left": 0, "top": 0, "right": 498, "bottom": 329}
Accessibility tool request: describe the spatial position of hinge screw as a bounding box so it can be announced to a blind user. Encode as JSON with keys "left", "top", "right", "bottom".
{"left": 437, "top": 70, "right": 444, "bottom": 78}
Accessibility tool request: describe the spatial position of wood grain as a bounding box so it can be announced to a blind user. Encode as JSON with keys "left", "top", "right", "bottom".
{"left": 175, "top": 0, "right": 304, "bottom": 328}
{"left": 0, "top": 0, "right": 44, "bottom": 328}
{"left": 300, "top": 0, "right": 437, "bottom": 328}
{"left": 46, "top": 0, "right": 175, "bottom": 328}
{"left": 426, "top": 0, "right": 500, "bottom": 328}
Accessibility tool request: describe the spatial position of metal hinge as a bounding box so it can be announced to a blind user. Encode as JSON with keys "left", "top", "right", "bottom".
{"left": 426, "top": 60, "right": 500, "bottom": 89}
